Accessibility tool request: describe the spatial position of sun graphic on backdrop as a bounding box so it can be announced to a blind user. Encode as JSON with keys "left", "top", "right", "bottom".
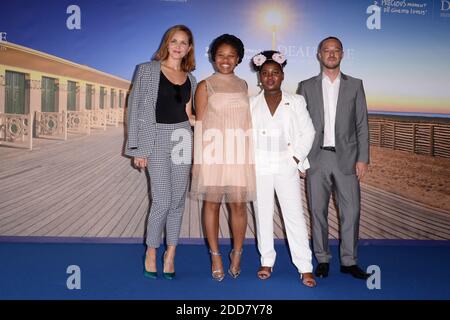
{"left": 264, "top": 9, "right": 283, "bottom": 29}
{"left": 256, "top": 3, "right": 292, "bottom": 50}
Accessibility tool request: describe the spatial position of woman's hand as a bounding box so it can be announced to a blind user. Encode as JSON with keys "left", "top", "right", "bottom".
{"left": 185, "top": 97, "right": 196, "bottom": 126}
{"left": 189, "top": 115, "right": 196, "bottom": 126}
{"left": 194, "top": 81, "right": 208, "bottom": 122}
{"left": 133, "top": 157, "right": 148, "bottom": 170}
{"left": 293, "top": 156, "right": 306, "bottom": 179}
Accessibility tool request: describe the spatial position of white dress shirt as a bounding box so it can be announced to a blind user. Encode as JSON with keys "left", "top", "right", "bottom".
{"left": 250, "top": 91, "right": 315, "bottom": 174}
{"left": 322, "top": 72, "right": 341, "bottom": 147}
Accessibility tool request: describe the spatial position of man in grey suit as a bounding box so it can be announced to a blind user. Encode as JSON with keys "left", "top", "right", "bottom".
{"left": 297, "top": 37, "right": 370, "bottom": 280}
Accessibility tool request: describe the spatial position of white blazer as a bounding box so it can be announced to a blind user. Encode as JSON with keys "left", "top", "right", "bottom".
{"left": 250, "top": 90, "right": 315, "bottom": 172}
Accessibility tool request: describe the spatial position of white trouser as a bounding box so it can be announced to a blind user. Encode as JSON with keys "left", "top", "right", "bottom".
{"left": 254, "top": 164, "right": 313, "bottom": 273}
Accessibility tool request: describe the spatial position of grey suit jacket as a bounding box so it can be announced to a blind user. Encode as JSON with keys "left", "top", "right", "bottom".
{"left": 125, "top": 60, "right": 197, "bottom": 158}
{"left": 297, "top": 73, "right": 369, "bottom": 175}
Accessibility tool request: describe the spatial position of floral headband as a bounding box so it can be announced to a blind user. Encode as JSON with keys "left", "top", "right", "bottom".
{"left": 252, "top": 52, "right": 287, "bottom": 67}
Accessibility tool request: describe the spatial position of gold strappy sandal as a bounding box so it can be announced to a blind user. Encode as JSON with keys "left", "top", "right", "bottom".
{"left": 209, "top": 250, "right": 225, "bottom": 282}
{"left": 228, "top": 248, "right": 243, "bottom": 279}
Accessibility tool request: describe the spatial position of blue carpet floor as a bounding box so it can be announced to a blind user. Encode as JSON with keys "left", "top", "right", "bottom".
{"left": 1, "top": 240, "right": 449, "bottom": 300}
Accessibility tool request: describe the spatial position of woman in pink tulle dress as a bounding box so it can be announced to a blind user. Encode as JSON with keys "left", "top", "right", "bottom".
{"left": 191, "top": 34, "right": 256, "bottom": 281}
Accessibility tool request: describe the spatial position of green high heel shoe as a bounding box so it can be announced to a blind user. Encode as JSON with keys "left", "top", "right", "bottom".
{"left": 144, "top": 270, "right": 158, "bottom": 279}
{"left": 163, "top": 251, "right": 176, "bottom": 280}
{"left": 144, "top": 255, "right": 157, "bottom": 279}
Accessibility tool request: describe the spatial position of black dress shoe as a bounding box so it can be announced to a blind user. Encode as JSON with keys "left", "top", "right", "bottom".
{"left": 340, "top": 265, "right": 370, "bottom": 279}
{"left": 315, "top": 263, "right": 329, "bottom": 278}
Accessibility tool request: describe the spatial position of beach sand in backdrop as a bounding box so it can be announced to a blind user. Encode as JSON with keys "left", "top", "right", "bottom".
{"left": 364, "top": 146, "right": 450, "bottom": 212}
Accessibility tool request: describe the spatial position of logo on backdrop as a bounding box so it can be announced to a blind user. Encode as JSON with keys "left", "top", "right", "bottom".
{"left": 366, "top": 265, "right": 382, "bottom": 290}
{"left": 367, "top": 0, "right": 433, "bottom": 28}
{"left": 66, "top": 265, "right": 81, "bottom": 290}
{"left": 441, "top": 0, "right": 450, "bottom": 18}
{"left": 66, "top": 5, "right": 81, "bottom": 30}
{"left": 367, "top": 2, "right": 382, "bottom": 30}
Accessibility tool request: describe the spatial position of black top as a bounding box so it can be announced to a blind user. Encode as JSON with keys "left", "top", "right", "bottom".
{"left": 155, "top": 71, "right": 191, "bottom": 124}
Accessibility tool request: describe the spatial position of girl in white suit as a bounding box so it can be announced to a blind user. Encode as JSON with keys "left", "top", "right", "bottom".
{"left": 250, "top": 51, "right": 316, "bottom": 287}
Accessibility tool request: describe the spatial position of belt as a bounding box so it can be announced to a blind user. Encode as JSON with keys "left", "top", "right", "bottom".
{"left": 320, "top": 146, "right": 336, "bottom": 152}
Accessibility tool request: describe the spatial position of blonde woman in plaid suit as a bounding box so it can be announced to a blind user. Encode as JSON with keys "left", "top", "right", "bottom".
{"left": 125, "top": 25, "right": 197, "bottom": 280}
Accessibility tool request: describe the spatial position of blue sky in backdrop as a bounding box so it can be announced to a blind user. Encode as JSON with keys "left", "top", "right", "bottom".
{"left": 1, "top": 0, "right": 449, "bottom": 115}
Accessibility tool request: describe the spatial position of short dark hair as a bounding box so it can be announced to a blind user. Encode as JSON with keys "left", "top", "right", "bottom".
{"left": 209, "top": 34, "right": 245, "bottom": 64}
{"left": 318, "top": 36, "right": 343, "bottom": 52}
{"left": 250, "top": 50, "right": 287, "bottom": 72}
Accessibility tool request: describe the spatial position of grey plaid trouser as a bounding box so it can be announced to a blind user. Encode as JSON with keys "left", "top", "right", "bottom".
{"left": 145, "top": 121, "right": 192, "bottom": 248}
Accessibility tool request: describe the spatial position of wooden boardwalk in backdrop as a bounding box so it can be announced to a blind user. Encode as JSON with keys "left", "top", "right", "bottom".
{"left": 1, "top": 127, "right": 449, "bottom": 240}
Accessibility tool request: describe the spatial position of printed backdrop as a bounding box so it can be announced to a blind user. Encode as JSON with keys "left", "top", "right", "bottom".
{"left": 1, "top": 0, "right": 450, "bottom": 242}
{"left": 1, "top": 0, "right": 450, "bottom": 116}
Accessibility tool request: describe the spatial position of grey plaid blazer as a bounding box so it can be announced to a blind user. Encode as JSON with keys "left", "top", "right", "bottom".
{"left": 125, "top": 60, "right": 197, "bottom": 158}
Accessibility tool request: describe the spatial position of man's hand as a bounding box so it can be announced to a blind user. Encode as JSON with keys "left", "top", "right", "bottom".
{"left": 133, "top": 157, "right": 148, "bottom": 170}
{"left": 355, "top": 162, "right": 368, "bottom": 181}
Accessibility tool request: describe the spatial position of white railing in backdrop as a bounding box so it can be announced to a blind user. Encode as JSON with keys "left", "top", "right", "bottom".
{"left": 90, "top": 109, "right": 107, "bottom": 130}
{"left": 106, "top": 109, "right": 119, "bottom": 127}
{"left": 67, "top": 111, "right": 91, "bottom": 135}
{"left": 0, "top": 113, "right": 33, "bottom": 150}
{"left": 118, "top": 108, "right": 125, "bottom": 123}
{"left": 1, "top": 108, "right": 125, "bottom": 150}
{"left": 35, "top": 111, "right": 67, "bottom": 140}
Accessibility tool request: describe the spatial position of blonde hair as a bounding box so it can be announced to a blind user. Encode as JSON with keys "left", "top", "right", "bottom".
{"left": 154, "top": 25, "right": 196, "bottom": 72}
